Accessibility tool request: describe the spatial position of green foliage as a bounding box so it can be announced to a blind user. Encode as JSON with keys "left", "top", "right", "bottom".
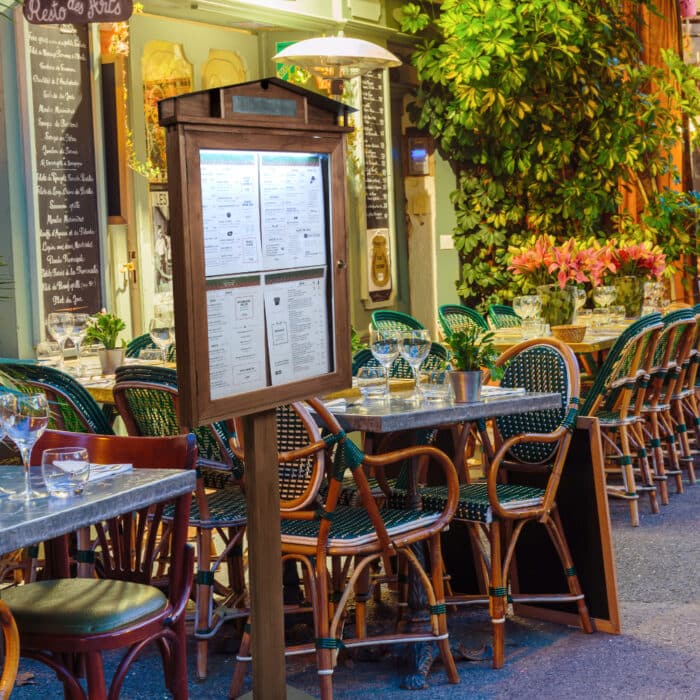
{"left": 446, "top": 325, "right": 501, "bottom": 378}
{"left": 351, "top": 326, "right": 367, "bottom": 353}
{"left": 84, "top": 310, "right": 126, "bottom": 350}
{"left": 400, "top": 0, "right": 700, "bottom": 307}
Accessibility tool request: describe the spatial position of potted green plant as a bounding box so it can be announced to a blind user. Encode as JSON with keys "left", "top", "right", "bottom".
{"left": 84, "top": 310, "right": 126, "bottom": 375}
{"left": 446, "top": 326, "right": 502, "bottom": 402}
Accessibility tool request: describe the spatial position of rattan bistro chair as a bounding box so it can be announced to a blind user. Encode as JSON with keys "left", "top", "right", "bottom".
{"left": 419, "top": 338, "right": 592, "bottom": 668}
{"left": 438, "top": 304, "right": 489, "bottom": 339}
{"left": 6, "top": 430, "right": 195, "bottom": 700}
{"left": 371, "top": 309, "right": 425, "bottom": 333}
{"left": 0, "top": 360, "right": 114, "bottom": 434}
{"left": 229, "top": 398, "right": 460, "bottom": 700}
{"left": 112, "top": 365, "right": 247, "bottom": 680}
{"left": 581, "top": 313, "right": 664, "bottom": 526}
{"left": 639, "top": 308, "right": 697, "bottom": 500}
{"left": 0, "top": 599, "right": 19, "bottom": 699}
{"left": 487, "top": 304, "right": 522, "bottom": 329}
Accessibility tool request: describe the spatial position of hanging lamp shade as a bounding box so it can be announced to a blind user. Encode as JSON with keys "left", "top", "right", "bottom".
{"left": 273, "top": 36, "right": 401, "bottom": 93}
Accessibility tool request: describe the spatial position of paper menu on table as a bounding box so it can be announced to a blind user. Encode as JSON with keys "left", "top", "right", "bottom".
{"left": 206, "top": 275, "right": 267, "bottom": 401}
{"left": 264, "top": 267, "right": 330, "bottom": 385}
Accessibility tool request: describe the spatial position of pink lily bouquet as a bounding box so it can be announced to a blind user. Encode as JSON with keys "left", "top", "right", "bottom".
{"left": 507, "top": 235, "right": 603, "bottom": 290}
{"left": 609, "top": 241, "right": 666, "bottom": 280}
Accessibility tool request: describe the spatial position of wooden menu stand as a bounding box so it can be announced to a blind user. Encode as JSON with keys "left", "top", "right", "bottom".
{"left": 159, "top": 79, "right": 355, "bottom": 698}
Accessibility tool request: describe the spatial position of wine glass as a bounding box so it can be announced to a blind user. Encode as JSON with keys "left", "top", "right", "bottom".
{"left": 149, "top": 317, "right": 175, "bottom": 362}
{"left": 47, "top": 312, "right": 74, "bottom": 369}
{"left": 369, "top": 328, "right": 399, "bottom": 395}
{"left": 512, "top": 295, "right": 541, "bottom": 320}
{"left": 0, "top": 414, "right": 15, "bottom": 496}
{"left": 69, "top": 313, "right": 90, "bottom": 377}
{"left": 399, "top": 330, "right": 431, "bottom": 400}
{"left": 0, "top": 392, "right": 50, "bottom": 501}
{"left": 572, "top": 287, "right": 587, "bottom": 322}
{"left": 592, "top": 286, "right": 616, "bottom": 309}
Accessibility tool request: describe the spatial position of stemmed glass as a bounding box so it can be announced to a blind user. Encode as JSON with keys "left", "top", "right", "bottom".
{"left": 69, "top": 313, "right": 90, "bottom": 376}
{"left": 369, "top": 328, "right": 399, "bottom": 396}
{"left": 399, "top": 330, "right": 431, "bottom": 400}
{"left": 149, "top": 317, "right": 175, "bottom": 362}
{"left": 47, "top": 312, "right": 74, "bottom": 370}
{"left": 512, "top": 295, "right": 541, "bottom": 320}
{"left": 0, "top": 393, "right": 50, "bottom": 501}
{"left": 592, "top": 286, "right": 617, "bottom": 309}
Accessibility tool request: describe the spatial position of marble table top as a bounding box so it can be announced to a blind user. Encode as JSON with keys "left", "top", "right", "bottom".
{"left": 319, "top": 390, "right": 561, "bottom": 434}
{"left": 0, "top": 466, "right": 194, "bottom": 554}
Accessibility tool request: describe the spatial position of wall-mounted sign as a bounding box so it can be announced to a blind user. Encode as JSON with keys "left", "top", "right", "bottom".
{"left": 23, "top": 0, "right": 133, "bottom": 25}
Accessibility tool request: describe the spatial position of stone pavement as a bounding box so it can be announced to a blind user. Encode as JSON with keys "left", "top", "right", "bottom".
{"left": 9, "top": 481, "right": 700, "bottom": 699}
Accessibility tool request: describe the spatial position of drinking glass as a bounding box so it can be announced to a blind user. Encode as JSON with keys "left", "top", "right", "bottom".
{"left": 512, "top": 295, "right": 541, "bottom": 320}
{"left": 0, "top": 393, "right": 50, "bottom": 501}
{"left": 47, "top": 312, "right": 74, "bottom": 369}
{"left": 592, "top": 286, "right": 617, "bottom": 309}
{"left": 0, "top": 416, "right": 14, "bottom": 496}
{"left": 356, "top": 366, "right": 388, "bottom": 403}
{"left": 149, "top": 317, "right": 175, "bottom": 362}
{"left": 69, "top": 313, "right": 90, "bottom": 376}
{"left": 369, "top": 328, "right": 399, "bottom": 395}
{"left": 42, "top": 447, "right": 90, "bottom": 497}
{"left": 572, "top": 287, "right": 587, "bottom": 318}
{"left": 399, "top": 330, "right": 431, "bottom": 400}
{"left": 418, "top": 367, "right": 451, "bottom": 401}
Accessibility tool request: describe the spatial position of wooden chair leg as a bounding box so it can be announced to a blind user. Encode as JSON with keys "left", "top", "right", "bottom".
{"left": 84, "top": 651, "right": 107, "bottom": 700}
{"left": 548, "top": 509, "right": 594, "bottom": 634}
{"left": 195, "top": 526, "right": 213, "bottom": 680}
{"left": 617, "top": 427, "right": 642, "bottom": 526}
{"left": 229, "top": 624, "right": 252, "bottom": 699}
{"left": 488, "top": 520, "right": 506, "bottom": 669}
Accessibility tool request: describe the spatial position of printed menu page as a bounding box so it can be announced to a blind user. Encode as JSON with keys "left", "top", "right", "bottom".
{"left": 206, "top": 275, "right": 267, "bottom": 400}
{"left": 263, "top": 268, "right": 330, "bottom": 385}
{"left": 200, "top": 150, "right": 262, "bottom": 277}
{"left": 259, "top": 153, "right": 326, "bottom": 269}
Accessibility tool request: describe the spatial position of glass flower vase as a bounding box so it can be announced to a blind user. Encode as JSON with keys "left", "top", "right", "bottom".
{"left": 613, "top": 276, "right": 644, "bottom": 318}
{"left": 536, "top": 284, "right": 576, "bottom": 327}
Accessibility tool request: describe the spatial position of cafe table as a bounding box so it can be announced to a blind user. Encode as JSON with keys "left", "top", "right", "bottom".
{"left": 313, "top": 387, "right": 620, "bottom": 686}
{"left": 0, "top": 466, "right": 194, "bottom": 573}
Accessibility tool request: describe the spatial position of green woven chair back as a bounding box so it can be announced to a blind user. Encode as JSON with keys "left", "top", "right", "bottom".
{"left": 652, "top": 308, "right": 696, "bottom": 371}
{"left": 371, "top": 310, "right": 425, "bottom": 333}
{"left": 581, "top": 313, "right": 663, "bottom": 415}
{"left": 0, "top": 361, "right": 114, "bottom": 434}
{"left": 437, "top": 304, "right": 488, "bottom": 338}
{"left": 488, "top": 304, "right": 522, "bottom": 329}
{"left": 113, "top": 365, "right": 239, "bottom": 473}
{"left": 495, "top": 343, "right": 573, "bottom": 464}
{"left": 352, "top": 342, "right": 449, "bottom": 378}
{"left": 126, "top": 333, "right": 175, "bottom": 362}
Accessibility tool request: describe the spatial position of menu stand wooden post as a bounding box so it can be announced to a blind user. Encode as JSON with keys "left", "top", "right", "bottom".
{"left": 241, "top": 409, "right": 286, "bottom": 698}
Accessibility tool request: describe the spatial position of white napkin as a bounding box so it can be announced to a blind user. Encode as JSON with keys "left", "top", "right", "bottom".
{"left": 88, "top": 463, "right": 133, "bottom": 483}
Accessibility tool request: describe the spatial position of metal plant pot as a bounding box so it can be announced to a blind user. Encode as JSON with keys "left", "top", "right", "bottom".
{"left": 98, "top": 348, "right": 125, "bottom": 376}
{"left": 448, "top": 370, "right": 482, "bottom": 403}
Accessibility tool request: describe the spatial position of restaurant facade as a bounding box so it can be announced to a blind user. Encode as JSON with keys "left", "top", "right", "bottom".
{"left": 0, "top": 0, "right": 462, "bottom": 359}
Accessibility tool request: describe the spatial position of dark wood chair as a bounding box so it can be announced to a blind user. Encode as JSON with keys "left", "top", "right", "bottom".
{"left": 229, "top": 398, "right": 460, "bottom": 700}
{"left": 3, "top": 431, "right": 195, "bottom": 700}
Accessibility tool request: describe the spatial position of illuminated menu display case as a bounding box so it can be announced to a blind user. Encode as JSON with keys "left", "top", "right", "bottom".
{"left": 159, "top": 78, "right": 354, "bottom": 425}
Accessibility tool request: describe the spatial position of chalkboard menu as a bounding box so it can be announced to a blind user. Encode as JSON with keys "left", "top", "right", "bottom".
{"left": 23, "top": 21, "right": 102, "bottom": 316}
{"left": 360, "top": 70, "right": 389, "bottom": 230}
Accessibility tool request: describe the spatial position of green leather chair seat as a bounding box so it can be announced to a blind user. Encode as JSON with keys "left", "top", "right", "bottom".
{"left": 2, "top": 578, "right": 167, "bottom": 636}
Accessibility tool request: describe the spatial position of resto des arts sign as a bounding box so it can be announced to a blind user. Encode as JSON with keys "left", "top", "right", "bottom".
{"left": 23, "top": 0, "right": 133, "bottom": 24}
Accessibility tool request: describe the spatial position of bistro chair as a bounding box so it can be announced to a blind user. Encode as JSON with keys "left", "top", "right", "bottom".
{"left": 675, "top": 304, "right": 700, "bottom": 477}
{"left": 229, "top": 398, "right": 460, "bottom": 700}
{"left": 370, "top": 309, "right": 425, "bottom": 333}
{"left": 437, "top": 304, "right": 488, "bottom": 339}
{"left": 419, "top": 338, "right": 593, "bottom": 668}
{"left": 0, "top": 599, "right": 19, "bottom": 699}
{"left": 639, "top": 308, "right": 697, "bottom": 501}
{"left": 487, "top": 303, "right": 522, "bottom": 329}
{"left": 580, "top": 313, "right": 664, "bottom": 526}
{"left": 112, "top": 365, "right": 247, "bottom": 680}
{"left": 0, "top": 360, "right": 114, "bottom": 434}
{"left": 5, "top": 430, "right": 196, "bottom": 700}
{"left": 126, "top": 333, "right": 176, "bottom": 362}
